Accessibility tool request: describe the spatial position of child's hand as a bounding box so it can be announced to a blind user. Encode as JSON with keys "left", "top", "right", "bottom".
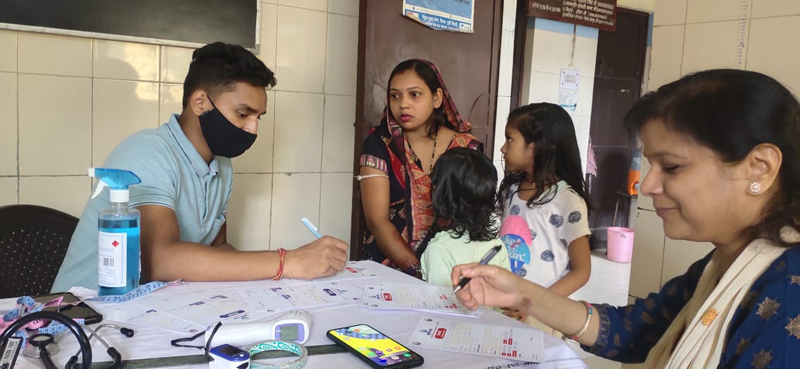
{"left": 502, "top": 307, "right": 529, "bottom": 322}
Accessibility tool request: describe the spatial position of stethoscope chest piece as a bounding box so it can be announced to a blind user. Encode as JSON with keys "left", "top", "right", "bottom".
{"left": 23, "top": 333, "right": 60, "bottom": 358}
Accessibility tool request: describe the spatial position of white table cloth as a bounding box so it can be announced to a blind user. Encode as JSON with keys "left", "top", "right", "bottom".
{"left": 4, "top": 261, "right": 587, "bottom": 369}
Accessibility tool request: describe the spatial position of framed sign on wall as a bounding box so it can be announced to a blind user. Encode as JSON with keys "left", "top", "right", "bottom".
{"left": 0, "top": 0, "right": 259, "bottom": 49}
{"left": 528, "top": 0, "right": 617, "bottom": 31}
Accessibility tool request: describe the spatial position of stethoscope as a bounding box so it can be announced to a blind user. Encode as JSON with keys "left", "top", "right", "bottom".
{"left": 0, "top": 311, "right": 133, "bottom": 369}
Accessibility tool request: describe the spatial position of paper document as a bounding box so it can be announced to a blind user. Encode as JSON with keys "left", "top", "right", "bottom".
{"left": 94, "top": 302, "right": 205, "bottom": 334}
{"left": 360, "top": 283, "right": 479, "bottom": 317}
{"left": 135, "top": 290, "right": 271, "bottom": 326}
{"left": 409, "top": 316, "right": 545, "bottom": 362}
{"left": 285, "top": 261, "right": 380, "bottom": 283}
{"left": 240, "top": 281, "right": 362, "bottom": 310}
{"left": 361, "top": 283, "right": 460, "bottom": 310}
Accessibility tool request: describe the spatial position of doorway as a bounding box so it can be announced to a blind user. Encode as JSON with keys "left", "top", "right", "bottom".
{"left": 587, "top": 8, "right": 649, "bottom": 248}
{"left": 348, "top": 0, "right": 505, "bottom": 260}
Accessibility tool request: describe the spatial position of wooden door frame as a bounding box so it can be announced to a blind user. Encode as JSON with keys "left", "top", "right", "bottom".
{"left": 349, "top": 0, "right": 369, "bottom": 261}
{"left": 511, "top": 0, "right": 530, "bottom": 110}
{"left": 348, "top": 0, "right": 504, "bottom": 260}
{"left": 587, "top": 7, "right": 649, "bottom": 237}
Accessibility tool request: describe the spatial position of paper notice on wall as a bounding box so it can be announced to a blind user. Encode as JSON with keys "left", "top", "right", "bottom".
{"left": 558, "top": 68, "right": 580, "bottom": 112}
{"left": 403, "top": 0, "right": 474, "bottom": 33}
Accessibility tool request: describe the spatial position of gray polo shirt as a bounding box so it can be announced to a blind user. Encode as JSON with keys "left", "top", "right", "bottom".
{"left": 52, "top": 114, "right": 233, "bottom": 291}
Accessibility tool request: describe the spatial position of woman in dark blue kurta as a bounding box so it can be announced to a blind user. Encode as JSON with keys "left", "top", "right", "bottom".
{"left": 451, "top": 69, "right": 800, "bottom": 368}
{"left": 587, "top": 245, "right": 800, "bottom": 367}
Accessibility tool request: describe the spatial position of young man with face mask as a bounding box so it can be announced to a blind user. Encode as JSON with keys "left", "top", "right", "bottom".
{"left": 52, "top": 43, "right": 349, "bottom": 291}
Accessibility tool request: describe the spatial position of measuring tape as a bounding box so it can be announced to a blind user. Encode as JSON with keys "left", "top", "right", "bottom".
{"left": 86, "top": 280, "right": 173, "bottom": 303}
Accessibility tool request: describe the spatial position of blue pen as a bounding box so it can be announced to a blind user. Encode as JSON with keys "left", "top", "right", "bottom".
{"left": 300, "top": 217, "right": 322, "bottom": 239}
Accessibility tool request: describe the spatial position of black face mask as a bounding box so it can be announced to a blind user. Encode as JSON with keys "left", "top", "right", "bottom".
{"left": 198, "top": 97, "right": 257, "bottom": 158}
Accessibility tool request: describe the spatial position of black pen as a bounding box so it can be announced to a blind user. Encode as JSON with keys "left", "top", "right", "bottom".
{"left": 452, "top": 244, "right": 503, "bottom": 295}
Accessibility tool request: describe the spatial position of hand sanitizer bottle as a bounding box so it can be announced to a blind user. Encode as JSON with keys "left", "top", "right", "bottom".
{"left": 89, "top": 168, "right": 142, "bottom": 296}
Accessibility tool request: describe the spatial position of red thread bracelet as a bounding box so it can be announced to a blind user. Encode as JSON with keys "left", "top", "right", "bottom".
{"left": 273, "top": 248, "right": 286, "bottom": 281}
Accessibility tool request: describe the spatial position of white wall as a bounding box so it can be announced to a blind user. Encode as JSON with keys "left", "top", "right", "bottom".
{"left": 516, "top": 18, "right": 600, "bottom": 174}
{"left": 0, "top": 0, "right": 359, "bottom": 253}
{"left": 650, "top": 0, "right": 800, "bottom": 93}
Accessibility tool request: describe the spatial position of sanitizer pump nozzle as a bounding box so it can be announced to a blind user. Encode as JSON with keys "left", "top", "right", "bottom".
{"left": 89, "top": 168, "right": 142, "bottom": 296}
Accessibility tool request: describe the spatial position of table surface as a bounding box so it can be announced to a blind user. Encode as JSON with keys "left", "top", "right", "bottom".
{"left": 4, "top": 261, "right": 587, "bottom": 369}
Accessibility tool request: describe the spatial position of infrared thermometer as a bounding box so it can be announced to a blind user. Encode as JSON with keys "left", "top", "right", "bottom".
{"left": 205, "top": 309, "right": 312, "bottom": 347}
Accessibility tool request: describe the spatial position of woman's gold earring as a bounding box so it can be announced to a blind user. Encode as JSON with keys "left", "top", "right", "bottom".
{"left": 749, "top": 182, "right": 762, "bottom": 194}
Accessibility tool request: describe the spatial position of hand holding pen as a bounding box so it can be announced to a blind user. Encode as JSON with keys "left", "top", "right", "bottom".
{"left": 301, "top": 217, "right": 323, "bottom": 239}
{"left": 450, "top": 256, "right": 527, "bottom": 312}
{"left": 287, "top": 217, "right": 348, "bottom": 279}
{"left": 452, "top": 245, "right": 503, "bottom": 294}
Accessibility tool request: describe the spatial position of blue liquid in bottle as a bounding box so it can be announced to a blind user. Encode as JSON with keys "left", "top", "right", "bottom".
{"left": 98, "top": 208, "right": 140, "bottom": 296}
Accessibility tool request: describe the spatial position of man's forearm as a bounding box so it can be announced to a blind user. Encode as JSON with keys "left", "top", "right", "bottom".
{"left": 145, "top": 241, "right": 279, "bottom": 282}
{"left": 214, "top": 243, "right": 236, "bottom": 251}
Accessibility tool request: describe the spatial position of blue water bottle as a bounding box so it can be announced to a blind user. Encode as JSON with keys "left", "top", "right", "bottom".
{"left": 89, "top": 168, "right": 142, "bottom": 296}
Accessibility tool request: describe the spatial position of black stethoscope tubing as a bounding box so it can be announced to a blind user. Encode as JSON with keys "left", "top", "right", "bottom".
{"left": 0, "top": 311, "right": 92, "bottom": 368}
{"left": 0, "top": 311, "right": 131, "bottom": 369}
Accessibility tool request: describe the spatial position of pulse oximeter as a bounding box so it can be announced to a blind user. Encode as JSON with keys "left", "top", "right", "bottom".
{"left": 209, "top": 344, "right": 250, "bottom": 369}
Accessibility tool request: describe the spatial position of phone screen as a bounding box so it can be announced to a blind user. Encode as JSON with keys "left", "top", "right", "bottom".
{"left": 328, "top": 324, "right": 421, "bottom": 367}
{"left": 212, "top": 344, "right": 246, "bottom": 357}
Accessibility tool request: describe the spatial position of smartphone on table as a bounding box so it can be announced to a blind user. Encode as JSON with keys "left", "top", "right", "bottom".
{"left": 327, "top": 324, "right": 424, "bottom": 369}
{"left": 33, "top": 292, "right": 103, "bottom": 324}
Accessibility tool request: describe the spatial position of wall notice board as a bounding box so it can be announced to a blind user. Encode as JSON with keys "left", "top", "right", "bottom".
{"left": 0, "top": 0, "right": 259, "bottom": 49}
{"left": 528, "top": 0, "right": 617, "bottom": 31}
